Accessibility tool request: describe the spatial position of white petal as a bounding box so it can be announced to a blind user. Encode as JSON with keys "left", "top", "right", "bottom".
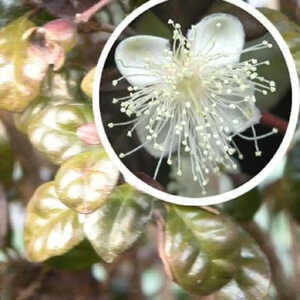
{"left": 135, "top": 116, "right": 177, "bottom": 158}
{"left": 218, "top": 99, "right": 261, "bottom": 134}
{"left": 115, "top": 35, "right": 170, "bottom": 87}
{"left": 187, "top": 13, "right": 245, "bottom": 67}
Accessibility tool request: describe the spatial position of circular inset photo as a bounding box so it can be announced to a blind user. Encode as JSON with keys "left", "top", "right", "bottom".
{"left": 94, "top": 0, "right": 299, "bottom": 205}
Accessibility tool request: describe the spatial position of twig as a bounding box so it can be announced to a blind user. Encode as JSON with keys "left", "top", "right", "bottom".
{"left": 243, "top": 221, "right": 298, "bottom": 300}
{"left": 75, "top": 0, "right": 114, "bottom": 24}
{"left": 16, "top": 267, "right": 48, "bottom": 300}
{"left": 261, "top": 112, "right": 288, "bottom": 135}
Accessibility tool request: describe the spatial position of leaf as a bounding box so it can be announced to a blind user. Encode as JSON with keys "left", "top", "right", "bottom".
{"left": 27, "top": 102, "right": 96, "bottom": 164}
{"left": 294, "top": 50, "right": 300, "bottom": 74}
{"left": 46, "top": 239, "right": 101, "bottom": 270}
{"left": 132, "top": 11, "right": 172, "bottom": 39}
{"left": 259, "top": 8, "right": 300, "bottom": 34}
{"left": 0, "top": 120, "right": 14, "bottom": 187}
{"left": 24, "top": 182, "right": 84, "bottom": 262}
{"left": 160, "top": 205, "right": 241, "bottom": 296}
{"left": 222, "top": 188, "right": 261, "bottom": 222}
{"left": 83, "top": 184, "right": 153, "bottom": 263}
{"left": 260, "top": 8, "right": 300, "bottom": 75}
{"left": 14, "top": 96, "right": 69, "bottom": 134}
{"left": 81, "top": 67, "right": 95, "bottom": 99}
{"left": 0, "top": 16, "right": 48, "bottom": 112}
{"left": 215, "top": 232, "right": 271, "bottom": 300}
{"left": 129, "top": 0, "right": 147, "bottom": 10}
{"left": 55, "top": 149, "right": 119, "bottom": 214}
{"left": 42, "top": 67, "right": 88, "bottom": 101}
{"left": 282, "top": 31, "right": 300, "bottom": 74}
{"left": 282, "top": 31, "right": 300, "bottom": 54}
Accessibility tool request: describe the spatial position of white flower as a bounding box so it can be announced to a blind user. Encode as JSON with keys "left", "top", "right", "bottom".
{"left": 109, "top": 13, "right": 278, "bottom": 195}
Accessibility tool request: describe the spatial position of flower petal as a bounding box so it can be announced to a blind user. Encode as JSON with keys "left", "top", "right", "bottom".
{"left": 187, "top": 13, "right": 245, "bottom": 67}
{"left": 115, "top": 35, "right": 170, "bottom": 87}
{"left": 216, "top": 97, "right": 261, "bottom": 134}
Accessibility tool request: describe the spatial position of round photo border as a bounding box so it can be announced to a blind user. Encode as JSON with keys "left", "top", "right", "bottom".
{"left": 93, "top": 0, "right": 300, "bottom": 206}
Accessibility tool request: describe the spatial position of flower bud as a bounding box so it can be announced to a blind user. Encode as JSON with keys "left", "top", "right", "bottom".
{"left": 76, "top": 123, "right": 101, "bottom": 145}
{"left": 43, "top": 18, "right": 77, "bottom": 52}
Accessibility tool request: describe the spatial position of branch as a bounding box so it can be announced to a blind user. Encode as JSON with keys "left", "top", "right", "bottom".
{"left": 243, "top": 222, "right": 298, "bottom": 300}
{"left": 0, "top": 111, "right": 42, "bottom": 201}
{"left": 75, "top": 0, "right": 114, "bottom": 24}
{"left": 261, "top": 112, "right": 288, "bottom": 135}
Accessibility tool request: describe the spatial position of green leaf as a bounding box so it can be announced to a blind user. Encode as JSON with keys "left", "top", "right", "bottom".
{"left": 14, "top": 66, "right": 87, "bottom": 134}
{"left": 259, "top": 8, "right": 300, "bottom": 34}
{"left": 215, "top": 233, "right": 271, "bottom": 300}
{"left": 42, "top": 66, "right": 87, "bottom": 101}
{"left": 132, "top": 11, "right": 172, "bottom": 39}
{"left": 0, "top": 120, "right": 14, "bottom": 187}
{"left": 282, "top": 31, "right": 300, "bottom": 54}
{"left": 260, "top": 9, "right": 300, "bottom": 75}
{"left": 81, "top": 67, "right": 95, "bottom": 99}
{"left": 294, "top": 50, "right": 300, "bottom": 74}
{"left": 46, "top": 239, "right": 101, "bottom": 270}
{"left": 161, "top": 205, "right": 241, "bottom": 296}
{"left": 0, "top": 16, "right": 48, "bottom": 112}
{"left": 83, "top": 184, "right": 153, "bottom": 263}
{"left": 222, "top": 188, "right": 261, "bottom": 222}
{"left": 55, "top": 149, "right": 119, "bottom": 214}
{"left": 27, "top": 103, "right": 96, "bottom": 164}
{"left": 129, "top": 0, "right": 147, "bottom": 10}
{"left": 24, "top": 182, "right": 84, "bottom": 262}
{"left": 14, "top": 96, "right": 69, "bottom": 134}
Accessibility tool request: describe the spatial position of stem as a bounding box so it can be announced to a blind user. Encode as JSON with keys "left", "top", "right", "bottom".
{"left": 243, "top": 221, "right": 298, "bottom": 300}
{"left": 75, "top": 0, "right": 114, "bottom": 24}
{"left": 261, "top": 112, "right": 288, "bottom": 135}
{"left": 202, "top": 206, "right": 220, "bottom": 215}
{"left": 0, "top": 185, "right": 9, "bottom": 248}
